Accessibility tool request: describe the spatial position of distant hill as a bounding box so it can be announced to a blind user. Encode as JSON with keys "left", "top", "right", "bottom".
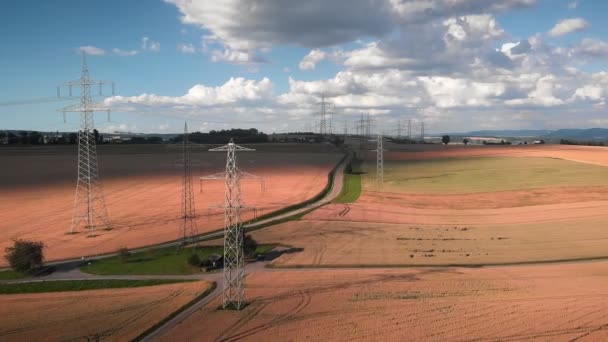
{"left": 448, "top": 130, "right": 553, "bottom": 137}
{"left": 447, "top": 128, "right": 608, "bottom": 140}
{"left": 542, "top": 128, "right": 608, "bottom": 140}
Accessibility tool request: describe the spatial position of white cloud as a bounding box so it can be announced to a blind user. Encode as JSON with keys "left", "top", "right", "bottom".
{"left": 575, "top": 38, "right": 608, "bottom": 57}
{"left": 548, "top": 18, "right": 589, "bottom": 37}
{"left": 299, "top": 49, "right": 327, "bottom": 70}
{"left": 106, "top": 77, "right": 274, "bottom": 107}
{"left": 141, "top": 37, "right": 161, "bottom": 51}
{"left": 210, "top": 49, "right": 266, "bottom": 64}
{"left": 77, "top": 46, "right": 106, "bottom": 56}
{"left": 177, "top": 43, "right": 196, "bottom": 54}
{"left": 112, "top": 48, "right": 139, "bottom": 56}
{"left": 568, "top": 1, "right": 578, "bottom": 9}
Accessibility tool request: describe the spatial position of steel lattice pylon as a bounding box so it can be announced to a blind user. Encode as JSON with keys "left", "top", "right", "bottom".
{"left": 372, "top": 134, "right": 385, "bottom": 185}
{"left": 207, "top": 139, "right": 254, "bottom": 310}
{"left": 58, "top": 52, "right": 114, "bottom": 236}
{"left": 317, "top": 94, "right": 331, "bottom": 135}
{"left": 180, "top": 122, "right": 197, "bottom": 242}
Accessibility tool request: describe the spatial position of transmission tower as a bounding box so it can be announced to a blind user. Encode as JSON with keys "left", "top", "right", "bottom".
{"left": 408, "top": 119, "right": 412, "bottom": 138}
{"left": 58, "top": 52, "right": 114, "bottom": 236}
{"left": 397, "top": 119, "right": 402, "bottom": 138}
{"left": 180, "top": 122, "right": 197, "bottom": 243}
{"left": 317, "top": 94, "right": 331, "bottom": 135}
{"left": 203, "top": 139, "right": 255, "bottom": 310}
{"left": 420, "top": 121, "right": 425, "bottom": 142}
{"left": 372, "top": 134, "right": 386, "bottom": 185}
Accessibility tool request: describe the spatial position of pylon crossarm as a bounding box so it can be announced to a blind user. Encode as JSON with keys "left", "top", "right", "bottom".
{"left": 200, "top": 172, "right": 226, "bottom": 180}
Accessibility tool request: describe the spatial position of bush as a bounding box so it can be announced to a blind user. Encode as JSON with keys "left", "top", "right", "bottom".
{"left": 187, "top": 254, "right": 201, "bottom": 267}
{"left": 4, "top": 239, "right": 45, "bottom": 273}
{"left": 243, "top": 235, "right": 258, "bottom": 258}
{"left": 117, "top": 247, "right": 130, "bottom": 263}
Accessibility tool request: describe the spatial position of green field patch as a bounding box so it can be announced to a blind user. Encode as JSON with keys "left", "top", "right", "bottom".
{"left": 364, "top": 156, "right": 608, "bottom": 194}
{"left": 81, "top": 245, "right": 275, "bottom": 276}
{"left": 0, "top": 279, "right": 195, "bottom": 295}
{"left": 0, "top": 270, "right": 28, "bottom": 280}
{"left": 335, "top": 173, "right": 362, "bottom": 203}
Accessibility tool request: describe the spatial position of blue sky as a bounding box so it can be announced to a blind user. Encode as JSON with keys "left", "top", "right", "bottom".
{"left": 2, "top": 0, "right": 608, "bottom": 134}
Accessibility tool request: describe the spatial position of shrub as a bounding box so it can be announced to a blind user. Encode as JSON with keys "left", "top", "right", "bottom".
{"left": 187, "top": 254, "right": 201, "bottom": 267}
{"left": 117, "top": 247, "right": 130, "bottom": 263}
{"left": 243, "top": 235, "right": 258, "bottom": 258}
{"left": 4, "top": 239, "right": 45, "bottom": 273}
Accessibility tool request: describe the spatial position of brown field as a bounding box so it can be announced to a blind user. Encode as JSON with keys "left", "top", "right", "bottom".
{"left": 159, "top": 262, "right": 608, "bottom": 341}
{"left": 246, "top": 144, "right": 608, "bottom": 267}
{"left": 0, "top": 144, "right": 342, "bottom": 265}
{"left": 0, "top": 280, "right": 211, "bottom": 341}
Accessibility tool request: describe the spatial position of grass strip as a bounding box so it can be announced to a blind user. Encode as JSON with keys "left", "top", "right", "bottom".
{"left": 0, "top": 279, "right": 195, "bottom": 294}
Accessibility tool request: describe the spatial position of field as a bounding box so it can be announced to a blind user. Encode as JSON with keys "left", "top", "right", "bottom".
{"left": 0, "top": 280, "right": 212, "bottom": 341}
{"left": 4, "top": 143, "right": 608, "bottom": 341}
{"left": 159, "top": 262, "right": 608, "bottom": 341}
{"left": 248, "top": 144, "right": 608, "bottom": 267}
{"left": 0, "top": 144, "right": 342, "bottom": 266}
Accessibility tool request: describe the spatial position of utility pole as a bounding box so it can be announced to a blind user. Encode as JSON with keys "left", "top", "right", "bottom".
{"left": 58, "top": 52, "right": 114, "bottom": 236}
{"left": 180, "top": 122, "right": 197, "bottom": 243}
{"left": 201, "top": 139, "right": 257, "bottom": 310}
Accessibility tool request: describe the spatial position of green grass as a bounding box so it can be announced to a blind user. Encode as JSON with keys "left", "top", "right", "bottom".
{"left": 81, "top": 245, "right": 276, "bottom": 276}
{"left": 365, "top": 156, "right": 608, "bottom": 194}
{"left": 335, "top": 173, "right": 362, "bottom": 203}
{"left": 0, "top": 279, "right": 195, "bottom": 295}
{"left": 0, "top": 270, "right": 27, "bottom": 280}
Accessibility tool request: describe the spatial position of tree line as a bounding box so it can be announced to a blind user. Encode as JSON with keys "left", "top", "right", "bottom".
{"left": 0, "top": 130, "right": 102, "bottom": 145}
{"left": 172, "top": 128, "right": 268, "bottom": 144}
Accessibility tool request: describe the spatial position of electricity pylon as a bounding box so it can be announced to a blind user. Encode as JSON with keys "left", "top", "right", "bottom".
{"left": 202, "top": 139, "right": 256, "bottom": 310}
{"left": 180, "top": 122, "right": 197, "bottom": 243}
{"left": 317, "top": 94, "right": 331, "bottom": 135}
{"left": 371, "top": 134, "right": 387, "bottom": 185}
{"left": 58, "top": 52, "right": 114, "bottom": 236}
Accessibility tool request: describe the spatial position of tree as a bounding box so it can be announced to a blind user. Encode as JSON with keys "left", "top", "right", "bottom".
{"left": 28, "top": 131, "right": 43, "bottom": 145}
{"left": 442, "top": 135, "right": 451, "bottom": 145}
{"left": 4, "top": 239, "right": 45, "bottom": 273}
{"left": 93, "top": 129, "right": 100, "bottom": 144}
{"left": 0, "top": 131, "right": 6, "bottom": 144}
{"left": 18, "top": 131, "right": 29, "bottom": 145}
{"left": 463, "top": 138, "right": 469, "bottom": 146}
{"left": 68, "top": 133, "right": 78, "bottom": 144}
{"left": 243, "top": 235, "right": 258, "bottom": 258}
{"left": 117, "top": 247, "right": 130, "bottom": 263}
{"left": 187, "top": 254, "right": 201, "bottom": 267}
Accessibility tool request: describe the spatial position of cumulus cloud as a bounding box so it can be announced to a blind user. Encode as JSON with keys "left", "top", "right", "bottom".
{"left": 77, "top": 46, "right": 106, "bottom": 55}
{"left": 210, "top": 49, "right": 266, "bottom": 64}
{"left": 548, "top": 18, "right": 589, "bottom": 37}
{"left": 104, "top": 0, "right": 608, "bottom": 133}
{"left": 112, "top": 48, "right": 139, "bottom": 56}
{"left": 299, "top": 49, "right": 327, "bottom": 70}
{"left": 141, "top": 37, "right": 161, "bottom": 51}
{"left": 575, "top": 38, "right": 608, "bottom": 57}
{"left": 106, "top": 77, "right": 274, "bottom": 108}
{"left": 177, "top": 43, "right": 196, "bottom": 54}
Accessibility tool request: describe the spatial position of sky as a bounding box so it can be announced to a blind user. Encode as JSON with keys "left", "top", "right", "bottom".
{"left": 1, "top": 0, "right": 608, "bottom": 135}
